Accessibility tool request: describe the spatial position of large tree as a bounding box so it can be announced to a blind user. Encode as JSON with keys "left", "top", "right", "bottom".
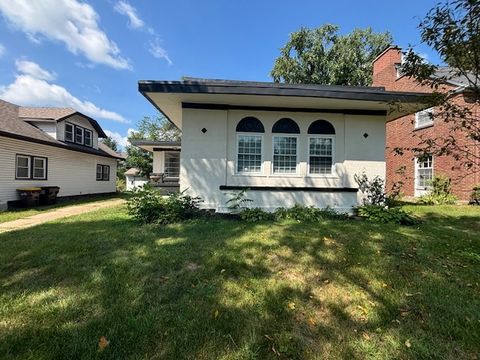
{"left": 399, "top": 0, "right": 480, "bottom": 176}
{"left": 100, "top": 136, "right": 119, "bottom": 152}
{"left": 271, "top": 24, "right": 392, "bottom": 86}
{"left": 125, "top": 114, "right": 181, "bottom": 177}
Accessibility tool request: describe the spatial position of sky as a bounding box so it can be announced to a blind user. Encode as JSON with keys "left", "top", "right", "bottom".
{"left": 0, "top": 0, "right": 441, "bottom": 149}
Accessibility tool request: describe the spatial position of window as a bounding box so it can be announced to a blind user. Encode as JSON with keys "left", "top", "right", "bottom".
{"left": 15, "top": 154, "right": 47, "bottom": 180}
{"left": 237, "top": 135, "right": 262, "bottom": 173}
{"left": 415, "top": 108, "right": 434, "bottom": 129}
{"left": 65, "top": 122, "right": 74, "bottom": 142}
{"left": 273, "top": 136, "right": 297, "bottom": 173}
{"left": 16, "top": 155, "right": 30, "bottom": 179}
{"left": 272, "top": 118, "right": 300, "bottom": 134}
{"left": 84, "top": 129, "right": 93, "bottom": 147}
{"left": 165, "top": 152, "right": 180, "bottom": 177}
{"left": 309, "top": 137, "right": 334, "bottom": 174}
{"left": 416, "top": 155, "right": 433, "bottom": 188}
{"left": 32, "top": 157, "right": 47, "bottom": 179}
{"left": 96, "top": 164, "right": 110, "bottom": 181}
{"left": 236, "top": 117, "right": 265, "bottom": 133}
{"left": 75, "top": 126, "right": 84, "bottom": 144}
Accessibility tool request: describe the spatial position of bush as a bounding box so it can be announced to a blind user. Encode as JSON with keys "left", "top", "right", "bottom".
{"left": 225, "top": 189, "right": 253, "bottom": 213}
{"left": 470, "top": 185, "right": 480, "bottom": 205}
{"left": 116, "top": 178, "right": 126, "bottom": 192}
{"left": 239, "top": 208, "right": 275, "bottom": 222}
{"left": 356, "top": 205, "right": 418, "bottom": 225}
{"left": 274, "top": 204, "right": 347, "bottom": 222}
{"left": 126, "top": 185, "right": 202, "bottom": 224}
{"left": 419, "top": 175, "right": 457, "bottom": 205}
{"left": 354, "top": 173, "right": 386, "bottom": 206}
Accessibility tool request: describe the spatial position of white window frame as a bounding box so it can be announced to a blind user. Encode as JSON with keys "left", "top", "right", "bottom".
{"left": 75, "top": 126, "right": 84, "bottom": 145}
{"left": 307, "top": 135, "right": 336, "bottom": 176}
{"left": 84, "top": 129, "right": 93, "bottom": 147}
{"left": 65, "top": 122, "right": 74, "bottom": 142}
{"left": 16, "top": 155, "right": 31, "bottom": 179}
{"left": 414, "top": 155, "right": 434, "bottom": 196}
{"left": 32, "top": 157, "right": 47, "bottom": 180}
{"left": 272, "top": 135, "right": 298, "bottom": 175}
{"left": 236, "top": 133, "right": 263, "bottom": 175}
{"left": 164, "top": 151, "right": 181, "bottom": 178}
{"left": 415, "top": 108, "right": 434, "bottom": 129}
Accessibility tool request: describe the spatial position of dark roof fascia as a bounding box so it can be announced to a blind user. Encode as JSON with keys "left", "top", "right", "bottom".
{"left": 182, "top": 102, "right": 387, "bottom": 116}
{"left": 0, "top": 130, "right": 123, "bottom": 159}
{"left": 130, "top": 140, "right": 181, "bottom": 147}
{"left": 138, "top": 80, "right": 427, "bottom": 103}
{"left": 219, "top": 185, "right": 358, "bottom": 193}
{"left": 56, "top": 112, "right": 107, "bottom": 138}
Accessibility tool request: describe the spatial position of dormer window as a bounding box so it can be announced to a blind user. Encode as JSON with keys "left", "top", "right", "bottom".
{"left": 65, "top": 121, "right": 93, "bottom": 147}
{"left": 65, "top": 123, "right": 74, "bottom": 142}
{"left": 84, "top": 129, "right": 93, "bottom": 147}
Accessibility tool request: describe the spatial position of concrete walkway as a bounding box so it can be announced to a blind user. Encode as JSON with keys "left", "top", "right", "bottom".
{"left": 0, "top": 198, "right": 125, "bottom": 233}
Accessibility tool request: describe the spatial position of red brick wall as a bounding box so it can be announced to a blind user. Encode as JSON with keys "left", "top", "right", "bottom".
{"left": 373, "top": 47, "right": 479, "bottom": 201}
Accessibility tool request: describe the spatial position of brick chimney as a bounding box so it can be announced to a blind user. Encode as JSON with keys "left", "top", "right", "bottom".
{"left": 372, "top": 46, "right": 402, "bottom": 90}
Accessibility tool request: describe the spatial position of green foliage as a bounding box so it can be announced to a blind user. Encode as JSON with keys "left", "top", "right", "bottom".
{"left": 470, "top": 185, "right": 480, "bottom": 205}
{"left": 239, "top": 208, "right": 275, "bottom": 222}
{"left": 274, "top": 204, "right": 347, "bottom": 222}
{"left": 225, "top": 189, "right": 253, "bottom": 212}
{"left": 419, "top": 175, "right": 457, "bottom": 205}
{"left": 357, "top": 205, "right": 418, "bottom": 225}
{"left": 126, "top": 185, "right": 202, "bottom": 224}
{"left": 271, "top": 24, "right": 392, "bottom": 86}
{"left": 354, "top": 173, "right": 386, "bottom": 206}
{"left": 101, "top": 136, "right": 119, "bottom": 152}
{"left": 116, "top": 178, "right": 126, "bottom": 192}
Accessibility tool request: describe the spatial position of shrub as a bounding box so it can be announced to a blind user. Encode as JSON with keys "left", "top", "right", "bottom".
{"left": 239, "top": 208, "right": 275, "bottom": 222}
{"left": 419, "top": 175, "right": 457, "bottom": 205}
{"left": 225, "top": 189, "right": 253, "bottom": 213}
{"left": 354, "top": 173, "right": 386, "bottom": 206}
{"left": 116, "top": 178, "right": 126, "bottom": 192}
{"left": 126, "top": 185, "right": 202, "bottom": 224}
{"left": 274, "top": 204, "right": 347, "bottom": 222}
{"left": 356, "top": 205, "right": 418, "bottom": 225}
{"left": 470, "top": 185, "right": 480, "bottom": 205}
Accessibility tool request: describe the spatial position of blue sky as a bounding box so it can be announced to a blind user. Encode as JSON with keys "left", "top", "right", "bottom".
{"left": 0, "top": 0, "right": 441, "bottom": 148}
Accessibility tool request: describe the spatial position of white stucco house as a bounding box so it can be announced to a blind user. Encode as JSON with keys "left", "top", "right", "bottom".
{"left": 138, "top": 78, "right": 423, "bottom": 212}
{"left": 0, "top": 99, "right": 123, "bottom": 209}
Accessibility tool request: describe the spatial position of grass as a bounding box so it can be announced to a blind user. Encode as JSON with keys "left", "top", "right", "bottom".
{"left": 0, "top": 204, "right": 479, "bottom": 359}
{"left": 0, "top": 194, "right": 124, "bottom": 224}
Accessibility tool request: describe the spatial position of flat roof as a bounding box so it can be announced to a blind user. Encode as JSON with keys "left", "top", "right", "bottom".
{"left": 139, "top": 77, "right": 429, "bottom": 128}
{"left": 130, "top": 140, "right": 181, "bottom": 152}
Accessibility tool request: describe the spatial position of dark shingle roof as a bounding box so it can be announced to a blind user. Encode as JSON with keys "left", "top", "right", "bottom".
{"left": 0, "top": 99, "right": 123, "bottom": 159}
{"left": 433, "top": 67, "right": 474, "bottom": 87}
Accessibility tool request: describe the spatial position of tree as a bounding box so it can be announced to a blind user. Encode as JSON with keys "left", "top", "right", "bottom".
{"left": 125, "top": 114, "right": 181, "bottom": 177}
{"left": 101, "top": 136, "right": 119, "bottom": 152}
{"left": 399, "top": 0, "right": 480, "bottom": 176}
{"left": 271, "top": 24, "right": 392, "bottom": 86}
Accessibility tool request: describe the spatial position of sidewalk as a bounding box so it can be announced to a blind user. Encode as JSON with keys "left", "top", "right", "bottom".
{"left": 0, "top": 198, "right": 125, "bottom": 233}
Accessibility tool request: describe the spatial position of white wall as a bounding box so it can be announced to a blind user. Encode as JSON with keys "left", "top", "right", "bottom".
{"left": 180, "top": 108, "right": 387, "bottom": 211}
{"left": 125, "top": 175, "right": 148, "bottom": 191}
{"left": 0, "top": 136, "right": 117, "bottom": 209}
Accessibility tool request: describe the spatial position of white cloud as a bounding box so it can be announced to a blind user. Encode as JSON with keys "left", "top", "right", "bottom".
{"left": 149, "top": 39, "right": 172, "bottom": 65}
{"left": 15, "top": 59, "right": 56, "bottom": 81}
{"left": 0, "top": 60, "right": 128, "bottom": 123}
{"left": 0, "top": 0, "right": 131, "bottom": 70}
{"left": 104, "top": 129, "right": 129, "bottom": 148}
{"left": 0, "top": 43, "right": 5, "bottom": 57}
{"left": 114, "top": 1, "right": 144, "bottom": 29}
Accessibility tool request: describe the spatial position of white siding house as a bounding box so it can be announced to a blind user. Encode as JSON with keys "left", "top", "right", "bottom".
{"left": 0, "top": 99, "right": 122, "bottom": 209}
{"left": 138, "top": 78, "right": 424, "bottom": 212}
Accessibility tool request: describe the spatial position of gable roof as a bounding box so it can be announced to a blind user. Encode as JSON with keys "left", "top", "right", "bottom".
{"left": 0, "top": 99, "right": 122, "bottom": 159}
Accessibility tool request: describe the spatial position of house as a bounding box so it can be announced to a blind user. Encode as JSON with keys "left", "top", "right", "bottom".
{"left": 128, "top": 140, "right": 181, "bottom": 193}
{"left": 125, "top": 168, "right": 149, "bottom": 190}
{"left": 138, "top": 77, "right": 424, "bottom": 212}
{"left": 0, "top": 99, "right": 123, "bottom": 209}
{"left": 372, "top": 46, "right": 480, "bottom": 200}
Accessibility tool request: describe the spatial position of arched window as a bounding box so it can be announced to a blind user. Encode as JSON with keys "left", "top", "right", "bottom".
{"left": 272, "top": 118, "right": 300, "bottom": 134}
{"left": 236, "top": 116, "right": 265, "bottom": 133}
{"left": 308, "top": 120, "right": 335, "bottom": 135}
{"left": 272, "top": 118, "right": 299, "bottom": 174}
{"left": 308, "top": 120, "right": 335, "bottom": 175}
{"left": 236, "top": 117, "right": 264, "bottom": 173}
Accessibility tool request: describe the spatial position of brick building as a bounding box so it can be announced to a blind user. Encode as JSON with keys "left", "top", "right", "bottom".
{"left": 372, "top": 46, "right": 479, "bottom": 201}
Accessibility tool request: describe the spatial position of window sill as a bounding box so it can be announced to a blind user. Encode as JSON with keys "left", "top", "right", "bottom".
{"left": 233, "top": 173, "right": 268, "bottom": 177}
{"left": 414, "top": 123, "right": 434, "bottom": 131}
{"left": 305, "top": 174, "right": 340, "bottom": 179}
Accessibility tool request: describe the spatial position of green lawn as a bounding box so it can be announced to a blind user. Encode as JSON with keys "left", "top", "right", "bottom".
{"left": 0, "top": 194, "right": 124, "bottom": 224}
{"left": 0, "top": 205, "right": 479, "bottom": 359}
